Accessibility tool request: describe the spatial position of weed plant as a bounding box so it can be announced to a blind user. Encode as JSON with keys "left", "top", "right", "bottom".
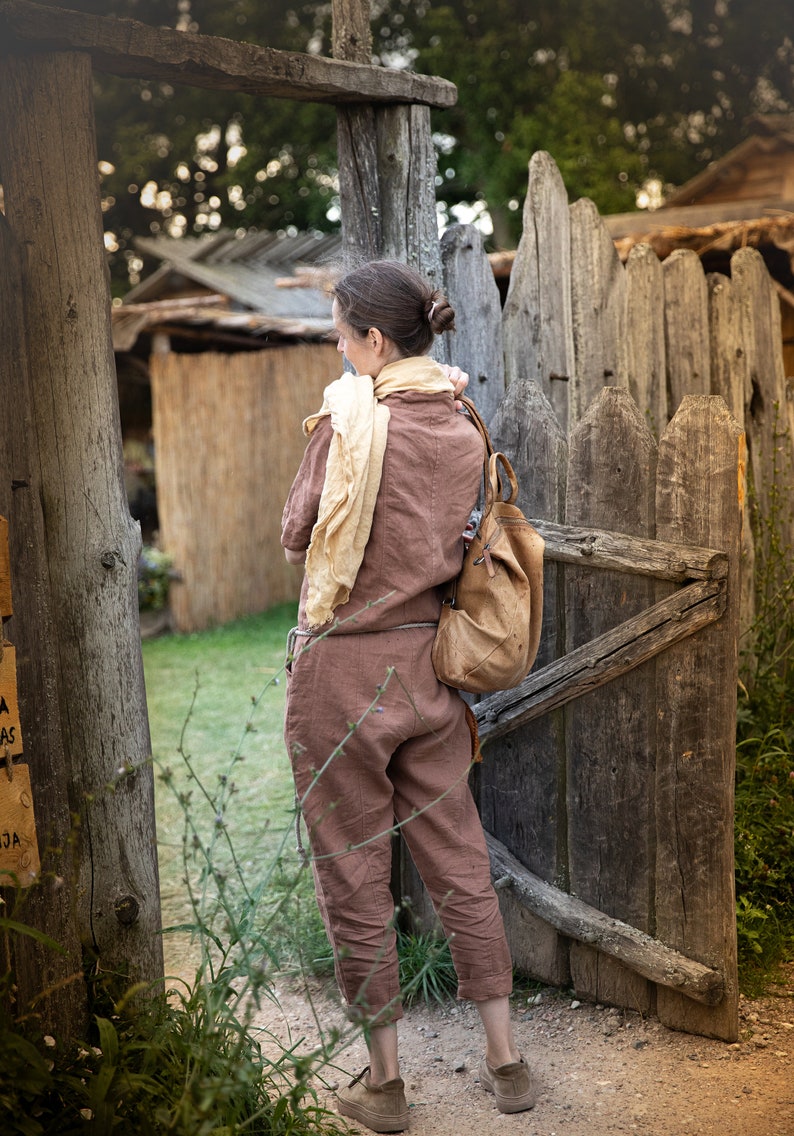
{"left": 0, "top": 606, "right": 469, "bottom": 1133}
{"left": 735, "top": 425, "right": 794, "bottom": 983}
{"left": 396, "top": 929, "right": 458, "bottom": 1007}
{"left": 0, "top": 617, "right": 355, "bottom": 1134}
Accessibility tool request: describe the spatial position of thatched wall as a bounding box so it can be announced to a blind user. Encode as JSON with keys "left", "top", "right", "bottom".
{"left": 151, "top": 343, "right": 338, "bottom": 631}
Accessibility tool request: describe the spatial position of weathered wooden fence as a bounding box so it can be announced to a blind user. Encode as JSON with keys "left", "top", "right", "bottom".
{"left": 151, "top": 342, "right": 338, "bottom": 631}
{"left": 407, "top": 151, "right": 794, "bottom": 1043}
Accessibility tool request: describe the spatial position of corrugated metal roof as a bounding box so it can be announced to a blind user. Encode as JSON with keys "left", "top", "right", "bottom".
{"left": 125, "top": 230, "right": 342, "bottom": 319}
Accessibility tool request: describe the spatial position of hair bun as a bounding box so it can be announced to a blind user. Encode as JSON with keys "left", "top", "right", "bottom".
{"left": 428, "top": 294, "right": 456, "bottom": 336}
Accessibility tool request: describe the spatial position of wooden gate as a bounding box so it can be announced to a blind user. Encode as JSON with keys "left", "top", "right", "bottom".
{"left": 398, "top": 151, "right": 792, "bottom": 1043}
{"left": 477, "top": 383, "right": 741, "bottom": 1043}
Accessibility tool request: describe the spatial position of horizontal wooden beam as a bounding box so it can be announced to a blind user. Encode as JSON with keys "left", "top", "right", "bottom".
{"left": 530, "top": 519, "right": 727, "bottom": 582}
{"left": 486, "top": 832, "right": 725, "bottom": 1006}
{"left": 0, "top": 0, "right": 457, "bottom": 108}
{"left": 476, "top": 578, "right": 725, "bottom": 742}
{"left": 604, "top": 197, "right": 794, "bottom": 239}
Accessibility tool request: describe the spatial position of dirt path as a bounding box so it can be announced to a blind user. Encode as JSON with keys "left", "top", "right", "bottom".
{"left": 254, "top": 966, "right": 794, "bottom": 1136}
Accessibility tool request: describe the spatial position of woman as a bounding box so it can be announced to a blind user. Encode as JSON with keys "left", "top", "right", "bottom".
{"left": 281, "top": 260, "right": 536, "bottom": 1133}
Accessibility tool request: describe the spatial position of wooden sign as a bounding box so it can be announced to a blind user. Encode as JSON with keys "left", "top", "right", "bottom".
{"left": 0, "top": 764, "right": 40, "bottom": 886}
{"left": 0, "top": 643, "right": 23, "bottom": 755}
{"left": 0, "top": 517, "right": 11, "bottom": 619}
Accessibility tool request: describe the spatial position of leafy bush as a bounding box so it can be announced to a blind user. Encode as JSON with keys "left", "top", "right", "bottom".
{"left": 734, "top": 722, "right": 794, "bottom": 973}
{"left": 735, "top": 434, "right": 794, "bottom": 981}
{"left": 138, "top": 546, "right": 175, "bottom": 612}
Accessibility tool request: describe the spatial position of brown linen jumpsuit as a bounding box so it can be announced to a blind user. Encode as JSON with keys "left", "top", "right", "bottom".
{"left": 281, "top": 385, "right": 514, "bottom": 1024}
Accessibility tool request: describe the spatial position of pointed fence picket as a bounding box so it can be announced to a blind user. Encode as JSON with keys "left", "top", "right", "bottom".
{"left": 625, "top": 242, "right": 667, "bottom": 438}
{"left": 663, "top": 249, "right": 711, "bottom": 414}
{"left": 440, "top": 224, "right": 505, "bottom": 422}
{"left": 569, "top": 196, "right": 628, "bottom": 428}
{"left": 563, "top": 389, "right": 658, "bottom": 1013}
{"left": 731, "top": 247, "right": 794, "bottom": 600}
{"left": 654, "top": 396, "right": 743, "bottom": 1040}
{"left": 502, "top": 151, "right": 574, "bottom": 430}
{"left": 482, "top": 381, "right": 569, "bottom": 986}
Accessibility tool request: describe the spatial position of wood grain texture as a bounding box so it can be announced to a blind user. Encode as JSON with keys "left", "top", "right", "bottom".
{"left": 503, "top": 153, "right": 574, "bottom": 430}
{"left": 707, "top": 271, "right": 756, "bottom": 640}
{"left": 731, "top": 247, "right": 794, "bottom": 606}
{"left": 486, "top": 833, "right": 724, "bottom": 1005}
{"left": 563, "top": 389, "right": 657, "bottom": 1009}
{"left": 0, "top": 517, "right": 11, "bottom": 619}
{"left": 655, "top": 395, "right": 742, "bottom": 1041}
{"left": 485, "top": 380, "right": 570, "bottom": 985}
{"left": 569, "top": 198, "right": 628, "bottom": 429}
{"left": 0, "top": 51, "right": 161, "bottom": 1033}
{"left": 0, "top": 0, "right": 456, "bottom": 106}
{"left": 476, "top": 579, "right": 726, "bottom": 743}
{"left": 441, "top": 224, "right": 505, "bottom": 422}
{"left": 663, "top": 249, "right": 711, "bottom": 415}
{"left": 528, "top": 519, "right": 727, "bottom": 582}
{"left": 625, "top": 243, "right": 667, "bottom": 436}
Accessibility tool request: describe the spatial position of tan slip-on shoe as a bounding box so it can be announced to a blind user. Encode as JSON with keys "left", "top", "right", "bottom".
{"left": 336, "top": 1066, "right": 410, "bottom": 1133}
{"left": 478, "top": 1054, "right": 538, "bottom": 1113}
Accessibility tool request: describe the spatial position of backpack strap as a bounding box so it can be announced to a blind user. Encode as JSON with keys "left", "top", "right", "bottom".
{"left": 460, "top": 395, "right": 517, "bottom": 508}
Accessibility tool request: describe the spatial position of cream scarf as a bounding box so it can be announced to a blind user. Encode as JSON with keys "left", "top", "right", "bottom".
{"left": 302, "top": 356, "right": 454, "bottom": 628}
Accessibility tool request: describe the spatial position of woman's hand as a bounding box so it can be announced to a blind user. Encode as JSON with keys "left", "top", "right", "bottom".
{"left": 284, "top": 547, "right": 306, "bottom": 566}
{"left": 439, "top": 364, "right": 470, "bottom": 409}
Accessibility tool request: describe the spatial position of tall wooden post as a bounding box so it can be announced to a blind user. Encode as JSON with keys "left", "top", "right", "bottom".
{"left": 332, "top": 0, "right": 451, "bottom": 921}
{"left": 333, "top": 0, "right": 443, "bottom": 289}
{"left": 0, "top": 51, "right": 163, "bottom": 1037}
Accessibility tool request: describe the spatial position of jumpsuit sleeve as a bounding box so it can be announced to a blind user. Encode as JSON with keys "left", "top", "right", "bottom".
{"left": 280, "top": 417, "right": 333, "bottom": 553}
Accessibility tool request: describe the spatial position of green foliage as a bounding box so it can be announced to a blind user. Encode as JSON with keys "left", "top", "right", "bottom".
{"left": 72, "top": 0, "right": 794, "bottom": 288}
{"left": 373, "top": 0, "right": 794, "bottom": 244}
{"left": 144, "top": 605, "right": 301, "bottom": 917}
{"left": 0, "top": 997, "right": 347, "bottom": 1136}
{"left": 138, "top": 546, "right": 175, "bottom": 612}
{"left": 735, "top": 723, "right": 794, "bottom": 977}
{"left": 396, "top": 930, "right": 458, "bottom": 1008}
{"left": 735, "top": 421, "right": 794, "bottom": 984}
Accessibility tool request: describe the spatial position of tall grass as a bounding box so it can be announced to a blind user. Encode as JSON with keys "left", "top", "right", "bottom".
{"left": 0, "top": 603, "right": 354, "bottom": 1135}
{"left": 144, "top": 604, "right": 316, "bottom": 947}
{"left": 734, "top": 428, "right": 794, "bottom": 984}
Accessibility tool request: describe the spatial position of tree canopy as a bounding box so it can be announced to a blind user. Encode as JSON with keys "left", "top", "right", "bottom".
{"left": 62, "top": 0, "right": 794, "bottom": 288}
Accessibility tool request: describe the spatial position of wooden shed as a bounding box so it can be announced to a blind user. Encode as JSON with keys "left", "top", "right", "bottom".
{"left": 602, "top": 115, "right": 794, "bottom": 376}
{"left": 112, "top": 229, "right": 342, "bottom": 632}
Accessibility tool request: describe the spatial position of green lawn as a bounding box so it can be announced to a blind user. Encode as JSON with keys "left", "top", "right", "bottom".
{"left": 142, "top": 604, "right": 302, "bottom": 929}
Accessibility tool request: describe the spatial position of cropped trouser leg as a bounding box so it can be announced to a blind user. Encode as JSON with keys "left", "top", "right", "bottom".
{"left": 285, "top": 628, "right": 513, "bottom": 1024}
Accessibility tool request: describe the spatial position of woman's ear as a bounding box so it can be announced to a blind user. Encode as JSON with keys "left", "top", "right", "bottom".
{"left": 369, "top": 327, "right": 386, "bottom": 354}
